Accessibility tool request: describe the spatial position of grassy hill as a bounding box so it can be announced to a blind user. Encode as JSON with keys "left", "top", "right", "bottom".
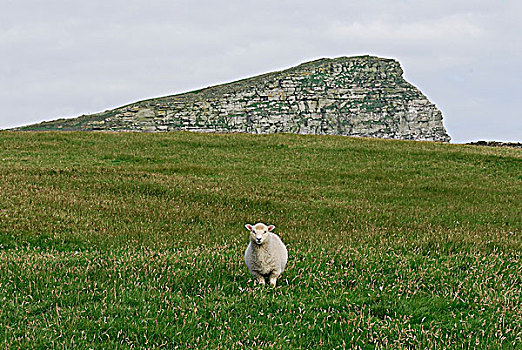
{"left": 0, "top": 131, "right": 520, "bottom": 348}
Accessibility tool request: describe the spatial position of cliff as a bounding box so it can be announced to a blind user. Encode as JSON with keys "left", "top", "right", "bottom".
{"left": 16, "top": 55, "right": 451, "bottom": 142}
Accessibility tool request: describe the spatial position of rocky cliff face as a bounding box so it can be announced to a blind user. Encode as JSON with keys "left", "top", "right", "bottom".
{"left": 19, "top": 56, "right": 451, "bottom": 142}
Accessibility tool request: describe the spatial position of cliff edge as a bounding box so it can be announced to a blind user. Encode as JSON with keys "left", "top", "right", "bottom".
{"left": 16, "top": 56, "right": 451, "bottom": 142}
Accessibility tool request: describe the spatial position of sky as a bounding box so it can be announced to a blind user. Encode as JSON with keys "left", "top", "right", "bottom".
{"left": 1, "top": 0, "right": 521, "bottom": 143}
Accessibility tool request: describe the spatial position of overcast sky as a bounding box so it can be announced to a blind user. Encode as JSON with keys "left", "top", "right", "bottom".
{"left": 1, "top": 0, "right": 520, "bottom": 143}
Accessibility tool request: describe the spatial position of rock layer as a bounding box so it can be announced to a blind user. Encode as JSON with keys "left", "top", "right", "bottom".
{"left": 18, "top": 56, "right": 451, "bottom": 142}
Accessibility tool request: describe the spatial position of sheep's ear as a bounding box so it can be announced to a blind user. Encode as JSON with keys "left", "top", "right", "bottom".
{"left": 245, "top": 224, "right": 253, "bottom": 231}
{"left": 267, "top": 225, "right": 275, "bottom": 232}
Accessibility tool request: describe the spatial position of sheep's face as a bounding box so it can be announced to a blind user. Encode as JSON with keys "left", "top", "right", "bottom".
{"left": 245, "top": 223, "right": 275, "bottom": 245}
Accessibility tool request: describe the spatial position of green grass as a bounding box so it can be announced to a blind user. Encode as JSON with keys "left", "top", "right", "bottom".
{"left": 0, "top": 131, "right": 520, "bottom": 349}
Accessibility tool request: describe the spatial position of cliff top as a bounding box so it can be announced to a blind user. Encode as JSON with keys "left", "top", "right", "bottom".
{"left": 13, "top": 55, "right": 449, "bottom": 142}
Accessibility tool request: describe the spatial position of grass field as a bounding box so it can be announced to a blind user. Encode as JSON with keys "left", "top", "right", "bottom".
{"left": 0, "top": 131, "right": 520, "bottom": 349}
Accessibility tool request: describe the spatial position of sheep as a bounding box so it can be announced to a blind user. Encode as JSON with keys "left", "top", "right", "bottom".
{"left": 244, "top": 223, "right": 288, "bottom": 287}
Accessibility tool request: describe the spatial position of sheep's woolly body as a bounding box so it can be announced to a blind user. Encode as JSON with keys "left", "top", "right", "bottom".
{"left": 244, "top": 230, "right": 288, "bottom": 286}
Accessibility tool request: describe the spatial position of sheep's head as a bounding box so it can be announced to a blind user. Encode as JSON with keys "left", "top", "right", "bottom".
{"left": 245, "top": 223, "right": 275, "bottom": 245}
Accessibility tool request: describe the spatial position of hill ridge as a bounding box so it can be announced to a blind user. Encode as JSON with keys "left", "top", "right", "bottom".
{"left": 16, "top": 55, "right": 450, "bottom": 142}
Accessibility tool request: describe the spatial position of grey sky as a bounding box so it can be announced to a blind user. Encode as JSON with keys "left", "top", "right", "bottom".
{"left": 1, "top": 0, "right": 520, "bottom": 143}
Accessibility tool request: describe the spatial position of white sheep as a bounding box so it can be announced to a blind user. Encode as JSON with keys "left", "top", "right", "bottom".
{"left": 244, "top": 223, "right": 288, "bottom": 287}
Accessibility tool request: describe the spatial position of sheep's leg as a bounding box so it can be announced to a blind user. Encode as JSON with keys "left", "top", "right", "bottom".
{"left": 252, "top": 271, "right": 266, "bottom": 285}
{"left": 269, "top": 272, "right": 280, "bottom": 287}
